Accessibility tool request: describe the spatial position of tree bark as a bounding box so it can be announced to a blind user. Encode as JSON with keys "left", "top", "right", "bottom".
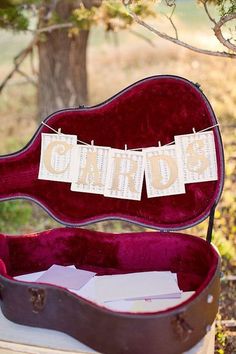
{"left": 37, "top": 1, "right": 89, "bottom": 120}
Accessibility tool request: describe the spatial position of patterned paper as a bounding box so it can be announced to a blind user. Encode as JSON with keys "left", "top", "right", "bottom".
{"left": 144, "top": 145, "right": 185, "bottom": 198}
{"left": 38, "top": 133, "right": 78, "bottom": 183}
{"left": 104, "top": 149, "right": 144, "bottom": 201}
{"left": 175, "top": 131, "right": 218, "bottom": 184}
{"left": 71, "top": 145, "right": 110, "bottom": 195}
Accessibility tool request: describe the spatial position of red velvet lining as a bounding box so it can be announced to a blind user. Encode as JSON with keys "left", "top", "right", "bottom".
{"left": 0, "top": 76, "right": 224, "bottom": 230}
{"left": 0, "top": 228, "right": 219, "bottom": 296}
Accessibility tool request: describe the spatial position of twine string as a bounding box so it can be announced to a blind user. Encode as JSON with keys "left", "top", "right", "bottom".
{"left": 41, "top": 121, "right": 220, "bottom": 150}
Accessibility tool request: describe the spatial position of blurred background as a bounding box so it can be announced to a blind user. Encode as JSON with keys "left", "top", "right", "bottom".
{"left": 0, "top": 0, "right": 235, "bottom": 352}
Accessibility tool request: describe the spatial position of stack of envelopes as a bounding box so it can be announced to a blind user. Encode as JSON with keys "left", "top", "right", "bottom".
{"left": 15, "top": 265, "right": 194, "bottom": 313}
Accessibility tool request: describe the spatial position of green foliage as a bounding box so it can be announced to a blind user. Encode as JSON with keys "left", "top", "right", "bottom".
{"left": 0, "top": 0, "right": 156, "bottom": 33}
{"left": 48, "top": 1, "right": 153, "bottom": 39}
{"left": 0, "top": 0, "right": 40, "bottom": 31}
{"left": 0, "top": 0, "right": 233, "bottom": 34}
{"left": 215, "top": 0, "right": 236, "bottom": 15}
{"left": 71, "top": 6, "right": 97, "bottom": 31}
{"left": 215, "top": 314, "right": 228, "bottom": 354}
{"left": 0, "top": 6, "right": 29, "bottom": 30}
{"left": 214, "top": 233, "right": 236, "bottom": 260}
{"left": 71, "top": 1, "right": 156, "bottom": 33}
{"left": 0, "top": 0, "right": 40, "bottom": 6}
{"left": 212, "top": 129, "right": 236, "bottom": 262}
{"left": 100, "top": 1, "right": 133, "bottom": 30}
{"left": 0, "top": 200, "right": 32, "bottom": 233}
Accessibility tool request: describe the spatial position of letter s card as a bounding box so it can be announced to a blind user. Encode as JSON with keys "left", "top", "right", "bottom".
{"left": 175, "top": 131, "right": 218, "bottom": 184}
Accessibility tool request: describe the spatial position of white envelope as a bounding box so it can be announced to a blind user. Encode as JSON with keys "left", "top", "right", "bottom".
{"left": 74, "top": 271, "right": 181, "bottom": 303}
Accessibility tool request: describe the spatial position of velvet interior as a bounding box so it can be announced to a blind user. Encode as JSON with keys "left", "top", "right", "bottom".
{"left": 0, "top": 76, "right": 224, "bottom": 230}
{"left": 0, "top": 229, "right": 219, "bottom": 299}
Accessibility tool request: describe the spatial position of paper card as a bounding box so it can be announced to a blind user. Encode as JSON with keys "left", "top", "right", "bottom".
{"left": 72, "top": 272, "right": 180, "bottom": 303}
{"left": 175, "top": 131, "right": 218, "bottom": 184}
{"left": 104, "top": 291, "right": 195, "bottom": 313}
{"left": 70, "top": 145, "right": 110, "bottom": 195}
{"left": 14, "top": 265, "right": 76, "bottom": 282}
{"left": 14, "top": 271, "right": 46, "bottom": 282}
{"left": 104, "top": 149, "right": 144, "bottom": 201}
{"left": 144, "top": 145, "right": 185, "bottom": 198}
{"left": 38, "top": 133, "right": 78, "bottom": 183}
{"left": 36, "top": 265, "right": 96, "bottom": 290}
{"left": 71, "top": 277, "right": 97, "bottom": 302}
{"left": 76, "top": 271, "right": 181, "bottom": 303}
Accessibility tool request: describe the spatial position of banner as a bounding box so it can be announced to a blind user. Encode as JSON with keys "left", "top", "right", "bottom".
{"left": 38, "top": 131, "right": 218, "bottom": 200}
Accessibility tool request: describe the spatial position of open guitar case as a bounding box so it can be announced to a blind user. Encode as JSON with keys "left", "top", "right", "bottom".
{"left": 0, "top": 75, "right": 224, "bottom": 354}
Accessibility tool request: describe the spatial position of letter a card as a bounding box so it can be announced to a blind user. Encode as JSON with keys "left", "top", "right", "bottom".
{"left": 144, "top": 146, "right": 185, "bottom": 198}
{"left": 104, "top": 149, "right": 144, "bottom": 201}
{"left": 71, "top": 145, "right": 110, "bottom": 195}
{"left": 38, "top": 133, "right": 78, "bottom": 183}
{"left": 174, "top": 131, "right": 218, "bottom": 184}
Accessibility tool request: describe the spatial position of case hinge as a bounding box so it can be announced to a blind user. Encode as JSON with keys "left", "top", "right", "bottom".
{"left": 194, "top": 82, "right": 203, "bottom": 93}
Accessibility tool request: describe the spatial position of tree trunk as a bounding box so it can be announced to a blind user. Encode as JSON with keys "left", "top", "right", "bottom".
{"left": 37, "top": 1, "right": 90, "bottom": 120}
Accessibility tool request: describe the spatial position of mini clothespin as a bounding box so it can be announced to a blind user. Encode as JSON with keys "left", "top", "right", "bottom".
{"left": 192, "top": 127, "right": 196, "bottom": 134}
{"left": 90, "top": 140, "right": 95, "bottom": 150}
{"left": 58, "top": 128, "right": 62, "bottom": 135}
{"left": 158, "top": 141, "right": 161, "bottom": 147}
{"left": 125, "top": 144, "right": 128, "bottom": 151}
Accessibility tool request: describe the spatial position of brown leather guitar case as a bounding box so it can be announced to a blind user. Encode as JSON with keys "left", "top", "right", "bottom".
{"left": 0, "top": 76, "right": 224, "bottom": 354}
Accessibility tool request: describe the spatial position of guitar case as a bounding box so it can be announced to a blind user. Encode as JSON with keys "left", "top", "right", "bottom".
{"left": 0, "top": 75, "right": 224, "bottom": 354}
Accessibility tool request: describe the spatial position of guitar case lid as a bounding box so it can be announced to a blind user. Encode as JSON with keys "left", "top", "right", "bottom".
{"left": 0, "top": 75, "right": 224, "bottom": 231}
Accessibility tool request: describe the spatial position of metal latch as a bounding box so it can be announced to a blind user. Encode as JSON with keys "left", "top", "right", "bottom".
{"left": 29, "top": 287, "right": 46, "bottom": 313}
{"left": 172, "top": 314, "right": 193, "bottom": 342}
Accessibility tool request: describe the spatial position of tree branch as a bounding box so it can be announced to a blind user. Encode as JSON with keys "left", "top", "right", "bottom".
{"left": 30, "top": 48, "right": 38, "bottom": 76}
{"left": 164, "top": 1, "right": 178, "bottom": 40}
{"left": 201, "top": 1, "right": 236, "bottom": 51}
{"left": 129, "top": 29, "right": 155, "bottom": 47}
{"left": 16, "top": 69, "right": 37, "bottom": 87}
{"left": 200, "top": 0, "right": 217, "bottom": 25}
{"left": 0, "top": 22, "right": 75, "bottom": 94}
{"left": 0, "top": 38, "right": 37, "bottom": 94}
{"left": 125, "top": 6, "right": 236, "bottom": 59}
{"left": 213, "top": 13, "right": 236, "bottom": 52}
{"left": 36, "top": 22, "right": 73, "bottom": 34}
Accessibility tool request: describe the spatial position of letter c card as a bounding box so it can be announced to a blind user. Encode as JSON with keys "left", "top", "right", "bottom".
{"left": 38, "top": 133, "right": 78, "bottom": 183}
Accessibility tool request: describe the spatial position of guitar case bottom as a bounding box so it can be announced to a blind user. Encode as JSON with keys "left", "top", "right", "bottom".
{"left": 0, "top": 76, "right": 224, "bottom": 354}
